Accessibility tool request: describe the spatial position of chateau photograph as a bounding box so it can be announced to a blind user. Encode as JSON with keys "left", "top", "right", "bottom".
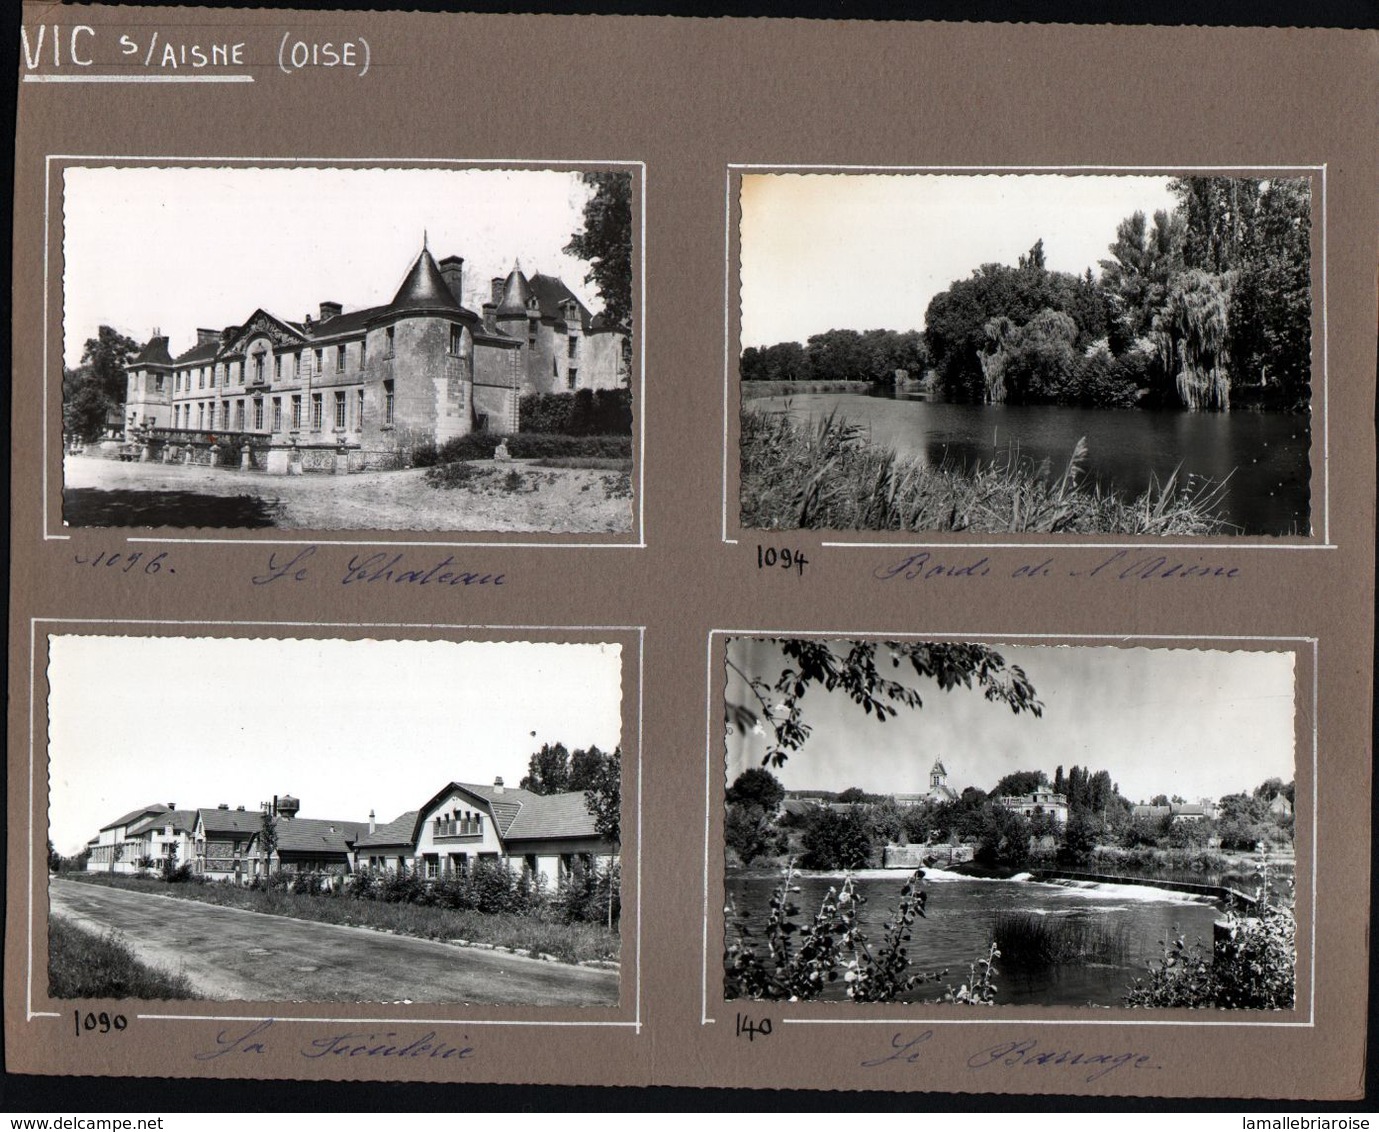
{"left": 46, "top": 635, "right": 627, "bottom": 1007}
{"left": 60, "top": 165, "right": 636, "bottom": 533}
{"left": 723, "top": 638, "right": 1299, "bottom": 1010}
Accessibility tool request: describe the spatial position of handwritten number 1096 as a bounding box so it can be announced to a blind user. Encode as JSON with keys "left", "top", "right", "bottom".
{"left": 756, "top": 546, "right": 808, "bottom": 577}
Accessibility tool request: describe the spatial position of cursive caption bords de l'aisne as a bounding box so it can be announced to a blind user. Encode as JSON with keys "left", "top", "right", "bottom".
{"left": 874, "top": 549, "right": 1240, "bottom": 584}
{"left": 251, "top": 546, "right": 505, "bottom": 589}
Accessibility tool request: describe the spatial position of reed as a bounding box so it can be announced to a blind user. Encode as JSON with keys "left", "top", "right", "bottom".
{"left": 740, "top": 407, "right": 1232, "bottom": 536}
{"left": 992, "top": 910, "right": 1130, "bottom": 970}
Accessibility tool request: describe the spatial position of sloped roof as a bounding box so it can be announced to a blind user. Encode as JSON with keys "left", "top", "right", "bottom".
{"left": 129, "top": 337, "right": 174, "bottom": 368}
{"left": 274, "top": 816, "right": 370, "bottom": 856}
{"left": 386, "top": 248, "right": 475, "bottom": 321}
{"left": 450, "top": 781, "right": 536, "bottom": 836}
{"left": 526, "top": 273, "right": 594, "bottom": 330}
{"left": 302, "top": 304, "right": 388, "bottom": 341}
{"left": 496, "top": 266, "right": 534, "bottom": 317}
{"left": 127, "top": 809, "right": 198, "bottom": 837}
{"left": 354, "top": 811, "right": 420, "bottom": 850}
{"left": 504, "top": 791, "right": 600, "bottom": 841}
{"left": 101, "top": 804, "right": 170, "bottom": 832}
{"left": 172, "top": 339, "right": 222, "bottom": 366}
{"left": 931, "top": 758, "right": 948, "bottom": 776}
{"left": 197, "top": 807, "right": 263, "bottom": 836}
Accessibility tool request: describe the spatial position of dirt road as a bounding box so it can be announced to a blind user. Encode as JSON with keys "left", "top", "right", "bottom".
{"left": 50, "top": 878, "right": 617, "bottom": 1006}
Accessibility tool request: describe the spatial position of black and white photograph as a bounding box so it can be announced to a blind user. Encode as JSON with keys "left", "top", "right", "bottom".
{"left": 723, "top": 637, "right": 1299, "bottom": 1009}
{"left": 60, "top": 164, "right": 636, "bottom": 533}
{"left": 738, "top": 172, "right": 1313, "bottom": 537}
{"left": 45, "top": 635, "right": 626, "bottom": 1007}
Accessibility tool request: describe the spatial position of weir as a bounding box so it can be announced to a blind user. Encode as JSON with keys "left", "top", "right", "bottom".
{"left": 1030, "top": 868, "right": 1257, "bottom": 911}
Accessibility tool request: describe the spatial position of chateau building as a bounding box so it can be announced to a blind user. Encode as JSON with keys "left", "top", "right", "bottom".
{"left": 997, "top": 786, "right": 1070, "bottom": 826}
{"left": 121, "top": 246, "right": 627, "bottom": 473}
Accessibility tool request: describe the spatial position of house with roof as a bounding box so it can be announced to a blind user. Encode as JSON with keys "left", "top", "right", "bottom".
{"left": 125, "top": 808, "right": 198, "bottom": 870}
{"left": 121, "top": 246, "right": 627, "bottom": 472}
{"left": 87, "top": 802, "right": 175, "bottom": 873}
{"left": 997, "top": 787, "right": 1070, "bottom": 826}
{"left": 923, "top": 758, "right": 959, "bottom": 805}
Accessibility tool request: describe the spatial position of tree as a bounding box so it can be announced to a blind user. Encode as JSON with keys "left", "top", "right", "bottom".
{"left": 726, "top": 768, "right": 785, "bottom": 812}
{"left": 259, "top": 808, "right": 278, "bottom": 877}
{"left": 725, "top": 802, "right": 775, "bottom": 866}
{"left": 991, "top": 770, "right": 1049, "bottom": 798}
{"left": 836, "top": 786, "right": 868, "bottom": 804}
{"left": 63, "top": 326, "right": 140, "bottom": 441}
{"left": 569, "top": 745, "right": 611, "bottom": 792}
{"left": 47, "top": 839, "right": 61, "bottom": 873}
{"left": 582, "top": 747, "right": 622, "bottom": 929}
{"left": 564, "top": 172, "right": 633, "bottom": 335}
{"left": 521, "top": 742, "right": 572, "bottom": 794}
{"left": 726, "top": 639, "right": 1042, "bottom": 768}
{"left": 800, "top": 806, "right": 873, "bottom": 870}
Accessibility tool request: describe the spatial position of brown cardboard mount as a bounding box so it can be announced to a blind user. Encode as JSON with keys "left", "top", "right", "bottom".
{"left": 8, "top": 5, "right": 1375, "bottom": 1099}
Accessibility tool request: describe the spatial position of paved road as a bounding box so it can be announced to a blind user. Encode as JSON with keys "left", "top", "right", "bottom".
{"left": 50, "top": 879, "right": 618, "bottom": 1006}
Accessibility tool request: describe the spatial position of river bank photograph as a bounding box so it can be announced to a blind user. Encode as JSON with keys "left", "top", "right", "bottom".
{"left": 737, "top": 172, "right": 1314, "bottom": 537}
{"left": 722, "top": 637, "right": 1299, "bottom": 1009}
{"left": 45, "top": 635, "right": 627, "bottom": 1007}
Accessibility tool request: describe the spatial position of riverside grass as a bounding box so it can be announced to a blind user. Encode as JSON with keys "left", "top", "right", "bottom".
{"left": 740, "top": 406, "right": 1233, "bottom": 535}
{"left": 49, "top": 915, "right": 196, "bottom": 999}
{"left": 68, "top": 873, "right": 617, "bottom": 965}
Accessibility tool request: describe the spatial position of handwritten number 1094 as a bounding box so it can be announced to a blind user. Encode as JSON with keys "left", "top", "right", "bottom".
{"left": 756, "top": 546, "right": 808, "bottom": 577}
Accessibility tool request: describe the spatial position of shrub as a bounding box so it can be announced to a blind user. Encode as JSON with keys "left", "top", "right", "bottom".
{"left": 520, "top": 389, "right": 633, "bottom": 435}
{"left": 800, "top": 806, "right": 873, "bottom": 870}
{"left": 432, "top": 433, "right": 632, "bottom": 463}
{"left": 557, "top": 858, "right": 619, "bottom": 925}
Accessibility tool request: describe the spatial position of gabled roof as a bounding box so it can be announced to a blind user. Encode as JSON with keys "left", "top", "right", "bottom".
{"left": 101, "top": 804, "right": 170, "bottom": 832}
{"left": 931, "top": 758, "right": 948, "bottom": 776}
{"left": 129, "top": 337, "right": 174, "bottom": 368}
{"left": 301, "top": 304, "right": 387, "bottom": 341}
{"left": 126, "top": 810, "right": 198, "bottom": 837}
{"left": 354, "top": 811, "right": 419, "bottom": 850}
{"left": 273, "top": 817, "right": 370, "bottom": 856}
{"left": 197, "top": 807, "right": 263, "bottom": 836}
{"left": 504, "top": 791, "right": 600, "bottom": 842}
{"left": 526, "top": 273, "right": 594, "bottom": 330}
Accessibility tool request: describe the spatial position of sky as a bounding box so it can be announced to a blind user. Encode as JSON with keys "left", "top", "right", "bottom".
{"left": 63, "top": 166, "right": 604, "bottom": 368}
{"left": 738, "top": 173, "right": 1180, "bottom": 348}
{"left": 725, "top": 640, "right": 1296, "bottom": 804}
{"left": 47, "top": 636, "right": 624, "bottom": 855}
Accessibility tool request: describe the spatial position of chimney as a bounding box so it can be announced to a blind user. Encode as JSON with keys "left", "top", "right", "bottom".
{"left": 491, "top": 277, "right": 505, "bottom": 305}
{"left": 439, "top": 256, "right": 464, "bottom": 304}
{"left": 236, "top": 805, "right": 245, "bottom": 812}
{"left": 319, "top": 301, "right": 342, "bottom": 323}
{"left": 493, "top": 776, "right": 505, "bottom": 795}
{"left": 218, "top": 803, "right": 229, "bottom": 810}
{"left": 196, "top": 329, "right": 219, "bottom": 347}
{"left": 482, "top": 302, "right": 497, "bottom": 330}
{"left": 167, "top": 802, "right": 176, "bottom": 810}
{"left": 368, "top": 809, "right": 376, "bottom": 835}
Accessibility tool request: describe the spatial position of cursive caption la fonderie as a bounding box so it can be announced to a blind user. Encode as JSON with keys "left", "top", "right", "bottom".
{"left": 875, "top": 548, "right": 1240, "bottom": 584}
{"left": 251, "top": 546, "right": 505, "bottom": 589}
{"left": 193, "top": 1019, "right": 475, "bottom": 1064}
{"left": 860, "top": 1030, "right": 1162, "bottom": 1083}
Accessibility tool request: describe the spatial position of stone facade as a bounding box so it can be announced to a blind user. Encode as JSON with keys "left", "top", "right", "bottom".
{"left": 120, "top": 246, "right": 626, "bottom": 474}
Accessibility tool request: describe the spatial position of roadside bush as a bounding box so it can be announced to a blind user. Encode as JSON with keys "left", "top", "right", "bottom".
{"left": 557, "top": 858, "right": 620, "bottom": 925}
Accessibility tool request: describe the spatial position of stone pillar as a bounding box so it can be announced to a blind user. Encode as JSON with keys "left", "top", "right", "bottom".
{"left": 208, "top": 444, "right": 220, "bottom": 467}
{"left": 139, "top": 443, "right": 152, "bottom": 463}
{"left": 161, "top": 446, "right": 174, "bottom": 464}
{"left": 240, "top": 443, "right": 253, "bottom": 471}
{"left": 265, "top": 445, "right": 291, "bottom": 476}
{"left": 182, "top": 448, "right": 193, "bottom": 466}
{"left": 333, "top": 447, "right": 350, "bottom": 475}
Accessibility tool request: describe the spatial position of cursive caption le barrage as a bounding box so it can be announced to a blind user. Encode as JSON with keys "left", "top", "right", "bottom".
{"left": 875, "top": 549, "right": 1239, "bottom": 584}
{"left": 251, "top": 546, "right": 505, "bottom": 589}
{"left": 861, "top": 1031, "right": 1162, "bottom": 1083}
{"left": 194, "top": 1019, "right": 475, "bottom": 1063}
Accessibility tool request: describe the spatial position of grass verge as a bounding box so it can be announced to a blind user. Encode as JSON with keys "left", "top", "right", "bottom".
{"left": 49, "top": 915, "right": 197, "bottom": 999}
{"left": 66, "top": 874, "right": 618, "bottom": 965}
{"left": 740, "top": 407, "right": 1233, "bottom": 535}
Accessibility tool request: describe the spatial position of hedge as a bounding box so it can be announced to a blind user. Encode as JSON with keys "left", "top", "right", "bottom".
{"left": 520, "top": 389, "right": 633, "bottom": 436}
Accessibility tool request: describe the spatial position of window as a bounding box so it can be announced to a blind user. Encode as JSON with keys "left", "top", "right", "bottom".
{"left": 271, "top": 397, "right": 282, "bottom": 432}
{"left": 274, "top": 355, "right": 282, "bottom": 379}
{"left": 197, "top": 403, "right": 205, "bottom": 430}
{"left": 359, "top": 339, "right": 367, "bottom": 368}
{"left": 568, "top": 336, "right": 578, "bottom": 359}
{"left": 314, "top": 348, "right": 324, "bottom": 374}
{"left": 291, "top": 395, "right": 302, "bottom": 430}
{"left": 199, "top": 367, "right": 205, "bottom": 389}
{"left": 336, "top": 345, "right": 345, "bottom": 373}
{"left": 310, "top": 393, "right": 323, "bottom": 431}
{"left": 254, "top": 354, "right": 264, "bottom": 383}
{"left": 154, "top": 374, "right": 164, "bottom": 393}
{"left": 253, "top": 398, "right": 264, "bottom": 430}
{"left": 235, "top": 401, "right": 246, "bottom": 430}
{"left": 567, "top": 367, "right": 578, "bottom": 390}
{"left": 334, "top": 391, "right": 346, "bottom": 429}
{"left": 385, "top": 326, "right": 395, "bottom": 356}
{"left": 449, "top": 324, "right": 463, "bottom": 355}
{"left": 356, "top": 389, "right": 364, "bottom": 430}
{"left": 221, "top": 402, "right": 230, "bottom": 429}
{"left": 423, "top": 855, "right": 439, "bottom": 880}
{"left": 383, "top": 379, "right": 395, "bottom": 425}
{"left": 293, "top": 351, "right": 301, "bottom": 377}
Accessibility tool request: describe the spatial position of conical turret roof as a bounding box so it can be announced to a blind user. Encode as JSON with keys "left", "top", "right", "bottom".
{"left": 496, "top": 264, "right": 533, "bottom": 318}
{"left": 388, "top": 248, "right": 465, "bottom": 316}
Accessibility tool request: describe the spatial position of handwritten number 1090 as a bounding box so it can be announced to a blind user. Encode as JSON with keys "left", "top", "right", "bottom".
{"left": 74, "top": 1010, "right": 127, "bottom": 1036}
{"left": 756, "top": 546, "right": 808, "bottom": 577}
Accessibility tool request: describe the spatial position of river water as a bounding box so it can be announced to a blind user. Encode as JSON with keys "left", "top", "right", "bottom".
{"left": 750, "top": 392, "right": 1310, "bottom": 536}
{"left": 725, "top": 869, "right": 1224, "bottom": 1007}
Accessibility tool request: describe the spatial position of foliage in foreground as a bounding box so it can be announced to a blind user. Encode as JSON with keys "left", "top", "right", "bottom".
{"left": 49, "top": 916, "right": 196, "bottom": 1000}
{"left": 724, "top": 865, "right": 1004, "bottom": 1005}
{"left": 1124, "top": 858, "right": 1295, "bottom": 1010}
{"left": 740, "top": 407, "right": 1231, "bottom": 536}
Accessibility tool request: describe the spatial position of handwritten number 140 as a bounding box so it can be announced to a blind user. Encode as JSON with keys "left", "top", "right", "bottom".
{"left": 735, "top": 1012, "right": 772, "bottom": 1040}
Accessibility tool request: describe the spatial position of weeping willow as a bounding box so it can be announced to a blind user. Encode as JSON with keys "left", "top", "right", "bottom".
{"left": 979, "top": 316, "right": 1015, "bottom": 403}
{"left": 1153, "top": 269, "right": 1233, "bottom": 411}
